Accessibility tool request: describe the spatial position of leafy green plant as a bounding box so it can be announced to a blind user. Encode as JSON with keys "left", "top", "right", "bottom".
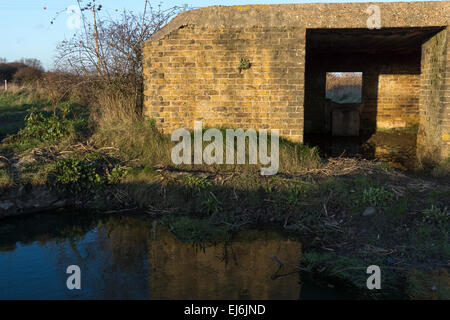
{"left": 376, "top": 162, "right": 394, "bottom": 172}
{"left": 237, "top": 58, "right": 251, "bottom": 73}
{"left": 22, "top": 112, "right": 67, "bottom": 141}
{"left": 362, "top": 187, "right": 394, "bottom": 208}
{"left": 9, "top": 109, "right": 87, "bottom": 146}
{"left": 285, "top": 183, "right": 302, "bottom": 205}
{"left": 107, "top": 165, "right": 128, "bottom": 184}
{"left": 283, "top": 182, "right": 311, "bottom": 206}
{"left": 51, "top": 157, "right": 128, "bottom": 192}
{"left": 422, "top": 205, "right": 449, "bottom": 224}
{"left": 51, "top": 158, "right": 102, "bottom": 192}
{"left": 184, "top": 175, "right": 212, "bottom": 193}
{"left": 147, "top": 117, "right": 156, "bottom": 129}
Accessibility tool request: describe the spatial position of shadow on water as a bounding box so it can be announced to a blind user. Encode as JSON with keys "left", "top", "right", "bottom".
{"left": 0, "top": 210, "right": 355, "bottom": 300}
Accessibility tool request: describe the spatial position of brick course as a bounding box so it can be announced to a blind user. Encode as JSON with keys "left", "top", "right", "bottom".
{"left": 144, "top": 26, "right": 306, "bottom": 142}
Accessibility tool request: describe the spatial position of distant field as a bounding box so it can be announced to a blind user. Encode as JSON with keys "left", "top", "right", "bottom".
{"left": 326, "top": 72, "right": 362, "bottom": 104}
{"left": 0, "top": 89, "right": 49, "bottom": 138}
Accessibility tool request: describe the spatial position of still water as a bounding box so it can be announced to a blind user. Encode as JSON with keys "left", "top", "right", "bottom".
{"left": 0, "top": 211, "right": 350, "bottom": 300}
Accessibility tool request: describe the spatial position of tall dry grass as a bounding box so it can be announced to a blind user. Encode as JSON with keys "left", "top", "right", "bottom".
{"left": 92, "top": 88, "right": 173, "bottom": 167}
{"left": 2, "top": 82, "right": 49, "bottom": 103}
{"left": 92, "top": 97, "right": 322, "bottom": 174}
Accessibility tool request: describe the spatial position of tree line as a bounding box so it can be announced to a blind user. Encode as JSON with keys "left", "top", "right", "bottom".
{"left": 0, "top": 58, "right": 44, "bottom": 85}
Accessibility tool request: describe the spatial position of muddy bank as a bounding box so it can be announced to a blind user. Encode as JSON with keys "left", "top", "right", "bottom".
{"left": 0, "top": 184, "right": 127, "bottom": 219}
{"left": 0, "top": 185, "right": 67, "bottom": 219}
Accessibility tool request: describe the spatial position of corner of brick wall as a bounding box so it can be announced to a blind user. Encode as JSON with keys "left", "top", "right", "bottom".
{"left": 418, "top": 27, "right": 450, "bottom": 164}
{"left": 443, "top": 28, "right": 450, "bottom": 159}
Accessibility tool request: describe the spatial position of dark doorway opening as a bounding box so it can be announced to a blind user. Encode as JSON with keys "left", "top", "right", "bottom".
{"left": 303, "top": 27, "right": 444, "bottom": 169}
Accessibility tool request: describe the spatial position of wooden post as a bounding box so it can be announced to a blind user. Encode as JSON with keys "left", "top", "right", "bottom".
{"left": 4, "top": 80, "right": 7, "bottom": 91}
{"left": 92, "top": 6, "right": 101, "bottom": 76}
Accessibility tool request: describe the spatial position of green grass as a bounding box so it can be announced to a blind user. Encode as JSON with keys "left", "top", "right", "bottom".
{"left": 0, "top": 91, "right": 51, "bottom": 138}
{"left": 432, "top": 157, "right": 450, "bottom": 177}
{"left": 0, "top": 168, "right": 14, "bottom": 189}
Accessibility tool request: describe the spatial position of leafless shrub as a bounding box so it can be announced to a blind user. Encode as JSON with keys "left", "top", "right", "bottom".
{"left": 42, "top": 72, "right": 75, "bottom": 114}
{"left": 55, "top": 1, "right": 186, "bottom": 123}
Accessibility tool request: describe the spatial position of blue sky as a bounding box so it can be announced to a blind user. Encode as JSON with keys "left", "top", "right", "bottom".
{"left": 0, "top": 0, "right": 437, "bottom": 70}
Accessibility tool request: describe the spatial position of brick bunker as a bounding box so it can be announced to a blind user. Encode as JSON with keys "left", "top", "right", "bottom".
{"left": 143, "top": 2, "right": 450, "bottom": 163}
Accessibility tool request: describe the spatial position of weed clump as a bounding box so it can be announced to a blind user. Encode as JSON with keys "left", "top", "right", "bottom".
{"left": 432, "top": 157, "right": 450, "bottom": 178}
{"left": 0, "top": 168, "right": 14, "bottom": 189}
{"left": 362, "top": 186, "right": 394, "bottom": 208}
{"left": 422, "top": 205, "right": 449, "bottom": 224}
{"left": 51, "top": 158, "right": 101, "bottom": 192}
{"left": 5, "top": 107, "right": 87, "bottom": 147}
{"left": 183, "top": 175, "right": 211, "bottom": 193}
{"left": 50, "top": 158, "right": 127, "bottom": 193}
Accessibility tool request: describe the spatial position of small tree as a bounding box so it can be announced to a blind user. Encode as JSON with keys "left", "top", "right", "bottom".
{"left": 44, "top": 72, "right": 74, "bottom": 115}
{"left": 55, "top": 1, "right": 187, "bottom": 117}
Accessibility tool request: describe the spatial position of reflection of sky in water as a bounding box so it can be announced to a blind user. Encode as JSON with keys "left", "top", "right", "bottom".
{"left": 0, "top": 214, "right": 345, "bottom": 300}
{"left": 0, "top": 226, "right": 150, "bottom": 300}
{"left": 0, "top": 242, "right": 69, "bottom": 299}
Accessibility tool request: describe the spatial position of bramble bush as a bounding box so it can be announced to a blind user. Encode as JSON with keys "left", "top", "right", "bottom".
{"left": 7, "top": 108, "right": 87, "bottom": 146}
{"left": 51, "top": 158, "right": 128, "bottom": 193}
{"left": 22, "top": 112, "right": 67, "bottom": 141}
{"left": 52, "top": 158, "right": 102, "bottom": 192}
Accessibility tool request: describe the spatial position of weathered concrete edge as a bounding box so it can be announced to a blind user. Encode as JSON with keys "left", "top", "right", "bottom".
{"left": 150, "top": 2, "right": 450, "bottom": 42}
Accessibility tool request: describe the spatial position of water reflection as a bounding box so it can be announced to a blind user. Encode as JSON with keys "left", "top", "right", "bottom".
{"left": 0, "top": 212, "right": 303, "bottom": 299}
{"left": 147, "top": 229, "right": 302, "bottom": 299}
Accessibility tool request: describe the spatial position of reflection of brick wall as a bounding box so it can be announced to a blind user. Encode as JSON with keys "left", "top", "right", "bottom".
{"left": 418, "top": 28, "right": 449, "bottom": 162}
{"left": 377, "top": 74, "right": 420, "bottom": 129}
{"left": 143, "top": 26, "right": 306, "bottom": 142}
{"left": 147, "top": 229, "right": 302, "bottom": 299}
